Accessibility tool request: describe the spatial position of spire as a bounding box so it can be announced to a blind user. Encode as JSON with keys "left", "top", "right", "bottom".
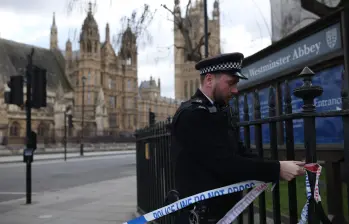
{"left": 50, "top": 12, "right": 58, "bottom": 50}
{"left": 52, "top": 12, "right": 56, "bottom": 27}
{"left": 88, "top": 1, "right": 92, "bottom": 14}
{"left": 212, "top": 0, "right": 219, "bottom": 20}
{"left": 106, "top": 23, "right": 110, "bottom": 43}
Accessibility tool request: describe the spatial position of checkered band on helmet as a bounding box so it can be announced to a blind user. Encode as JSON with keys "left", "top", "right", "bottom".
{"left": 199, "top": 61, "right": 242, "bottom": 75}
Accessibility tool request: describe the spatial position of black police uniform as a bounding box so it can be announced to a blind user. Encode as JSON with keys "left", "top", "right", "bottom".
{"left": 169, "top": 53, "right": 281, "bottom": 223}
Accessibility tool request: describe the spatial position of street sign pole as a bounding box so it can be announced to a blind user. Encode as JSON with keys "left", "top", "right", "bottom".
{"left": 25, "top": 48, "right": 34, "bottom": 204}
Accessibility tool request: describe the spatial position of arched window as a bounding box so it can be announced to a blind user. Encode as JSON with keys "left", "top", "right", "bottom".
{"left": 87, "top": 41, "right": 92, "bottom": 52}
{"left": 127, "top": 80, "right": 131, "bottom": 90}
{"left": 184, "top": 81, "right": 188, "bottom": 99}
{"left": 10, "top": 122, "right": 20, "bottom": 137}
{"left": 190, "top": 80, "right": 194, "bottom": 96}
{"left": 37, "top": 123, "right": 47, "bottom": 137}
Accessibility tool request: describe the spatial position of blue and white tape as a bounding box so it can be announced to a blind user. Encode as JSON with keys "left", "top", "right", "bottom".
{"left": 298, "top": 164, "right": 322, "bottom": 224}
{"left": 122, "top": 180, "right": 264, "bottom": 224}
{"left": 217, "top": 182, "right": 273, "bottom": 224}
{"left": 123, "top": 163, "right": 323, "bottom": 224}
{"left": 299, "top": 173, "right": 311, "bottom": 224}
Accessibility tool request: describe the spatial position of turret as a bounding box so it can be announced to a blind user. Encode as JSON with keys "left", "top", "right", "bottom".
{"left": 119, "top": 22, "right": 137, "bottom": 67}
{"left": 105, "top": 23, "right": 110, "bottom": 43}
{"left": 79, "top": 2, "right": 100, "bottom": 58}
{"left": 212, "top": 0, "right": 219, "bottom": 20}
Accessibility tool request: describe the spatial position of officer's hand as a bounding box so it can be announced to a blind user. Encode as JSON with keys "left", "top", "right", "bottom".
{"left": 279, "top": 161, "right": 306, "bottom": 181}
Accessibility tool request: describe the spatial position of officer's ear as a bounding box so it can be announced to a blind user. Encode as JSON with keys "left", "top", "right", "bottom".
{"left": 205, "top": 73, "right": 216, "bottom": 87}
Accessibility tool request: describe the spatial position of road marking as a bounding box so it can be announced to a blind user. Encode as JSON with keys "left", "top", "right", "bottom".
{"left": 0, "top": 192, "right": 38, "bottom": 195}
{"left": 39, "top": 214, "right": 53, "bottom": 219}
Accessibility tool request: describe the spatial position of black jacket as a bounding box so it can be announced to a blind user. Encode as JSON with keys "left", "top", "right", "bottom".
{"left": 170, "top": 89, "right": 280, "bottom": 218}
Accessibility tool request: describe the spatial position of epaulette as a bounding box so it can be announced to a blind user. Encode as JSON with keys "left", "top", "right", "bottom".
{"left": 171, "top": 97, "right": 217, "bottom": 130}
{"left": 189, "top": 98, "right": 217, "bottom": 113}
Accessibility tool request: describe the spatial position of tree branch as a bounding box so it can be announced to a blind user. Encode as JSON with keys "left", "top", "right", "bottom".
{"left": 174, "top": 44, "right": 186, "bottom": 50}
{"left": 161, "top": 0, "right": 211, "bottom": 62}
{"left": 161, "top": 4, "right": 183, "bottom": 27}
{"left": 185, "top": 0, "right": 192, "bottom": 28}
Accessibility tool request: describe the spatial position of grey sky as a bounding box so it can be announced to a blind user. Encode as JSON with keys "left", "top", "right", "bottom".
{"left": 0, "top": 0, "right": 272, "bottom": 98}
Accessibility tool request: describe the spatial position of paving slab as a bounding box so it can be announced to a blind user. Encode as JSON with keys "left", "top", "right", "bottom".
{"left": 0, "top": 175, "right": 137, "bottom": 224}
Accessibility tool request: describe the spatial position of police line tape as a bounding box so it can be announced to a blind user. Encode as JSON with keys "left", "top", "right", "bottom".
{"left": 122, "top": 163, "right": 322, "bottom": 224}
{"left": 122, "top": 180, "right": 267, "bottom": 224}
{"left": 217, "top": 163, "right": 322, "bottom": 224}
{"left": 299, "top": 163, "right": 322, "bottom": 224}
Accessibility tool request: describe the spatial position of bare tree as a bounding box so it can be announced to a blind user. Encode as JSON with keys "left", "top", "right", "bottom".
{"left": 161, "top": 0, "right": 212, "bottom": 63}
{"left": 66, "top": 0, "right": 217, "bottom": 63}
{"left": 65, "top": 0, "right": 156, "bottom": 53}
{"left": 300, "top": 0, "right": 345, "bottom": 18}
{"left": 112, "top": 4, "right": 157, "bottom": 54}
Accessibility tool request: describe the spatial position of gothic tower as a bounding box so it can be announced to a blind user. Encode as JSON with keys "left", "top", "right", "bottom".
{"left": 119, "top": 23, "right": 138, "bottom": 131}
{"left": 174, "top": 0, "right": 220, "bottom": 101}
{"left": 76, "top": 2, "right": 101, "bottom": 124}
{"left": 50, "top": 12, "right": 58, "bottom": 50}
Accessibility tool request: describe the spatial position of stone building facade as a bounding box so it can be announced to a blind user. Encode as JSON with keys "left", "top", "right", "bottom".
{"left": 137, "top": 77, "right": 179, "bottom": 128}
{"left": 270, "top": 0, "right": 340, "bottom": 43}
{"left": 174, "top": 0, "right": 220, "bottom": 101}
{"left": 0, "top": 4, "right": 179, "bottom": 145}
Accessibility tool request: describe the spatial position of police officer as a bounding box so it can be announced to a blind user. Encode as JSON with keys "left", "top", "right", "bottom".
{"left": 170, "top": 52, "right": 305, "bottom": 224}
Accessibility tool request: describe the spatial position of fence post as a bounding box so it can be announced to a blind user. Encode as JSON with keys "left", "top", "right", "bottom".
{"left": 268, "top": 86, "right": 281, "bottom": 224}
{"left": 253, "top": 90, "right": 267, "bottom": 224}
{"left": 293, "top": 67, "right": 323, "bottom": 224}
{"left": 283, "top": 80, "right": 298, "bottom": 223}
{"left": 243, "top": 93, "right": 254, "bottom": 224}
{"left": 341, "top": 5, "right": 349, "bottom": 219}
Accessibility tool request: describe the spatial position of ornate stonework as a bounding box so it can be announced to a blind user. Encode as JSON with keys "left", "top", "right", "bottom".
{"left": 174, "top": 0, "right": 220, "bottom": 101}
{"left": 0, "top": 4, "right": 179, "bottom": 145}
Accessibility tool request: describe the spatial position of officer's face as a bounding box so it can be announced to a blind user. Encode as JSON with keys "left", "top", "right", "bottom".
{"left": 213, "top": 74, "right": 239, "bottom": 105}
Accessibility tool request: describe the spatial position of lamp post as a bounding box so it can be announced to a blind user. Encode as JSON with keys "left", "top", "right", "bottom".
{"left": 80, "top": 76, "right": 86, "bottom": 156}
{"left": 64, "top": 106, "right": 72, "bottom": 161}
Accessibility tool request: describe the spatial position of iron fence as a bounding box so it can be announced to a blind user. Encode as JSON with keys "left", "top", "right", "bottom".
{"left": 135, "top": 67, "right": 349, "bottom": 224}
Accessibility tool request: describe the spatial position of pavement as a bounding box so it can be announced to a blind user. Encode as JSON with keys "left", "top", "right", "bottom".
{"left": 0, "top": 150, "right": 135, "bottom": 163}
{"left": 0, "top": 175, "right": 137, "bottom": 224}
{"left": 0, "top": 153, "right": 138, "bottom": 224}
{"left": 0, "top": 153, "right": 136, "bottom": 202}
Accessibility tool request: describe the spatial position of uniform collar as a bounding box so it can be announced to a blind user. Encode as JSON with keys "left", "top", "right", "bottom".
{"left": 191, "top": 89, "right": 215, "bottom": 107}
{"left": 201, "top": 91, "right": 214, "bottom": 105}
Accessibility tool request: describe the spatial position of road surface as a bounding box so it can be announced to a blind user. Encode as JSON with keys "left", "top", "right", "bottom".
{"left": 0, "top": 153, "right": 136, "bottom": 203}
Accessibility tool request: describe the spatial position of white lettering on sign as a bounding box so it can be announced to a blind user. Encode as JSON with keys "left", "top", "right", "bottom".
{"left": 248, "top": 56, "right": 291, "bottom": 77}
{"left": 292, "top": 42, "right": 321, "bottom": 60}
{"left": 314, "top": 97, "right": 341, "bottom": 108}
{"left": 247, "top": 42, "right": 323, "bottom": 79}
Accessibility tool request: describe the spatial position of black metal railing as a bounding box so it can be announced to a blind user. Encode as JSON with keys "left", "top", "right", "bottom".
{"left": 135, "top": 67, "right": 349, "bottom": 224}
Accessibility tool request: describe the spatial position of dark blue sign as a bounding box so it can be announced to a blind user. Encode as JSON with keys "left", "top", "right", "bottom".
{"left": 234, "top": 87, "right": 271, "bottom": 144}
{"left": 239, "top": 23, "right": 342, "bottom": 87}
{"left": 233, "top": 65, "right": 344, "bottom": 145}
{"left": 281, "top": 65, "right": 344, "bottom": 144}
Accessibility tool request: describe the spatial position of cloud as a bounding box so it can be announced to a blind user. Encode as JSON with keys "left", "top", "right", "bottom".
{"left": 0, "top": 0, "right": 272, "bottom": 99}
